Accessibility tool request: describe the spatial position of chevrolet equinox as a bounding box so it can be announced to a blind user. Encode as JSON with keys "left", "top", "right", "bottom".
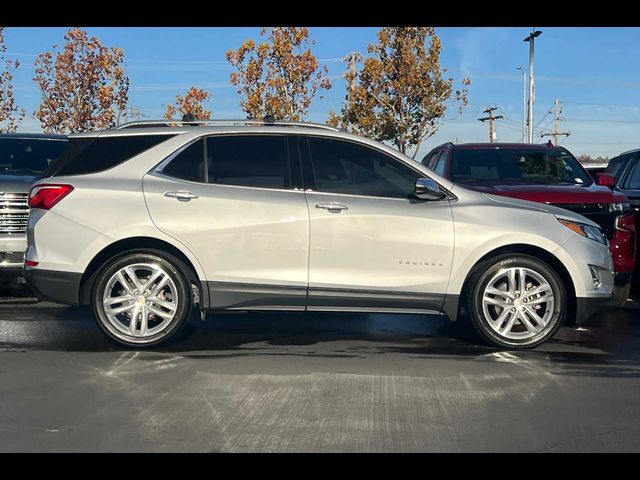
{"left": 23, "top": 119, "right": 614, "bottom": 349}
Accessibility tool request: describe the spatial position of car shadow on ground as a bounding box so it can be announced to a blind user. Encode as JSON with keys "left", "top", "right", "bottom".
{"left": 2, "top": 295, "right": 640, "bottom": 380}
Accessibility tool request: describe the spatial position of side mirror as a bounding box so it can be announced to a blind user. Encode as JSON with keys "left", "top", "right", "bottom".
{"left": 595, "top": 173, "right": 615, "bottom": 188}
{"left": 414, "top": 178, "right": 447, "bottom": 201}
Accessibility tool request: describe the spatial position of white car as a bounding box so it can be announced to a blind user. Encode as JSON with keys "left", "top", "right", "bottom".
{"left": 23, "top": 119, "right": 614, "bottom": 349}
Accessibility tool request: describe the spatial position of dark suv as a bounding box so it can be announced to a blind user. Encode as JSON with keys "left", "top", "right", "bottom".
{"left": 422, "top": 142, "right": 636, "bottom": 305}
{"left": 0, "top": 133, "right": 68, "bottom": 289}
{"left": 604, "top": 148, "right": 640, "bottom": 284}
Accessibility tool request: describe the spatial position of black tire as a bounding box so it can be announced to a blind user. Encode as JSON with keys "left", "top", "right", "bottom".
{"left": 90, "top": 249, "right": 193, "bottom": 348}
{"left": 465, "top": 254, "right": 566, "bottom": 349}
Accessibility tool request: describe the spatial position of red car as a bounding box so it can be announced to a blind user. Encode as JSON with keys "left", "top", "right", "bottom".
{"left": 422, "top": 142, "right": 635, "bottom": 305}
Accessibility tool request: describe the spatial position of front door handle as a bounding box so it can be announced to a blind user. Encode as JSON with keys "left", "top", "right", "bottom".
{"left": 164, "top": 191, "right": 199, "bottom": 201}
{"left": 315, "top": 202, "right": 349, "bottom": 213}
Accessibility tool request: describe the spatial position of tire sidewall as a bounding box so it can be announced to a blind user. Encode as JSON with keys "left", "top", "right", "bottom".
{"left": 468, "top": 255, "right": 565, "bottom": 349}
{"left": 91, "top": 250, "right": 192, "bottom": 348}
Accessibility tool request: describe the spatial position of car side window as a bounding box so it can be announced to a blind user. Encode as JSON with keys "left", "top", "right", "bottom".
{"left": 433, "top": 152, "right": 447, "bottom": 176}
{"left": 623, "top": 157, "right": 640, "bottom": 190}
{"left": 605, "top": 154, "right": 627, "bottom": 182}
{"left": 307, "top": 137, "right": 420, "bottom": 199}
{"left": 427, "top": 151, "right": 439, "bottom": 169}
{"left": 206, "top": 135, "right": 290, "bottom": 189}
{"left": 160, "top": 139, "right": 205, "bottom": 182}
{"left": 421, "top": 151, "right": 436, "bottom": 167}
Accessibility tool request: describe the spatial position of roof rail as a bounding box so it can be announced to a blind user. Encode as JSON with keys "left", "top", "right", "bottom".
{"left": 115, "top": 118, "right": 342, "bottom": 132}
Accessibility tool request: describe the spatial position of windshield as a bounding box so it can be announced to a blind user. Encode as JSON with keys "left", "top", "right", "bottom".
{"left": 451, "top": 148, "right": 592, "bottom": 185}
{"left": 0, "top": 138, "right": 68, "bottom": 175}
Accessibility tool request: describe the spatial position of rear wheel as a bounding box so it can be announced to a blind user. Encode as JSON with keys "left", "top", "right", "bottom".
{"left": 91, "top": 250, "right": 193, "bottom": 348}
{"left": 465, "top": 254, "right": 565, "bottom": 349}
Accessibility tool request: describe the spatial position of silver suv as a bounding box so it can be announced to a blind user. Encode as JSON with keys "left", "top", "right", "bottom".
{"left": 23, "top": 119, "right": 614, "bottom": 349}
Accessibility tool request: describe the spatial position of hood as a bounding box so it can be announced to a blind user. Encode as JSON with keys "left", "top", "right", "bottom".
{"left": 459, "top": 180, "right": 613, "bottom": 204}
{"left": 481, "top": 192, "right": 601, "bottom": 228}
{"left": 0, "top": 172, "right": 40, "bottom": 193}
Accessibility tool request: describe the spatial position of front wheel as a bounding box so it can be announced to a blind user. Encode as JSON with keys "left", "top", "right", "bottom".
{"left": 91, "top": 250, "right": 193, "bottom": 348}
{"left": 465, "top": 254, "right": 566, "bottom": 349}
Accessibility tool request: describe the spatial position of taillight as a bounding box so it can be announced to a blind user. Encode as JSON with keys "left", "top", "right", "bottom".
{"left": 616, "top": 214, "right": 636, "bottom": 261}
{"left": 28, "top": 184, "right": 74, "bottom": 210}
{"left": 24, "top": 260, "right": 39, "bottom": 267}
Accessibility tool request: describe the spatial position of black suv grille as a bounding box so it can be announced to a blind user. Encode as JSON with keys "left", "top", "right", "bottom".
{"left": 0, "top": 193, "right": 30, "bottom": 234}
{"left": 550, "top": 203, "right": 615, "bottom": 239}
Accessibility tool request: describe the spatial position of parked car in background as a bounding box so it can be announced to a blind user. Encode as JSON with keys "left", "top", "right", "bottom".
{"left": 605, "top": 148, "right": 640, "bottom": 286}
{"left": 584, "top": 163, "right": 609, "bottom": 176}
{"left": 1, "top": 133, "right": 68, "bottom": 290}
{"left": 422, "top": 142, "right": 635, "bottom": 305}
{"left": 24, "top": 119, "right": 614, "bottom": 349}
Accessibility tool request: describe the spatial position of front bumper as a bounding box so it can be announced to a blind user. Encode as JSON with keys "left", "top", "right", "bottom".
{"left": 575, "top": 294, "right": 615, "bottom": 325}
{"left": 22, "top": 267, "right": 81, "bottom": 305}
{"left": 612, "top": 271, "right": 633, "bottom": 306}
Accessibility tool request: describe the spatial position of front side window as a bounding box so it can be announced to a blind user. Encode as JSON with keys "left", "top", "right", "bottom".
{"left": 307, "top": 137, "right": 420, "bottom": 199}
{"left": 451, "top": 148, "right": 592, "bottom": 185}
{"left": 207, "top": 135, "right": 290, "bottom": 189}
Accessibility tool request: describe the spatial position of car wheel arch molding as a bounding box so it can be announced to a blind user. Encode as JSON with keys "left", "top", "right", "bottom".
{"left": 78, "top": 235, "right": 209, "bottom": 308}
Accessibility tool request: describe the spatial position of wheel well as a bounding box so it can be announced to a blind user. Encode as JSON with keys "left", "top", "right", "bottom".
{"left": 79, "top": 237, "right": 202, "bottom": 305}
{"left": 461, "top": 244, "right": 577, "bottom": 325}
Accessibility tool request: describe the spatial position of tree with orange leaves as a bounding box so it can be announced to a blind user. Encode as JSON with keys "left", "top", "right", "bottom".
{"left": 226, "top": 27, "right": 331, "bottom": 121}
{"left": 328, "top": 27, "right": 470, "bottom": 158}
{"left": 163, "top": 87, "right": 212, "bottom": 120}
{"left": 33, "top": 28, "right": 129, "bottom": 134}
{"left": 0, "top": 27, "right": 25, "bottom": 133}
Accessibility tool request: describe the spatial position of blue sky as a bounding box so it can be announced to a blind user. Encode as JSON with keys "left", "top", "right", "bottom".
{"left": 3, "top": 26, "right": 640, "bottom": 158}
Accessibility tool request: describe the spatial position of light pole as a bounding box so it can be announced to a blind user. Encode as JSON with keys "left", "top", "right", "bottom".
{"left": 523, "top": 29, "right": 542, "bottom": 143}
{"left": 516, "top": 66, "right": 526, "bottom": 143}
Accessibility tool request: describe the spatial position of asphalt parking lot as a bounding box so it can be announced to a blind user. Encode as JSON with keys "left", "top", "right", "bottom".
{"left": 2, "top": 290, "right": 640, "bottom": 452}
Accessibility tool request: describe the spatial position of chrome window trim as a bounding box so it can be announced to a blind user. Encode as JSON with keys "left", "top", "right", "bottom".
{"left": 150, "top": 131, "right": 456, "bottom": 201}
{"left": 150, "top": 171, "right": 307, "bottom": 195}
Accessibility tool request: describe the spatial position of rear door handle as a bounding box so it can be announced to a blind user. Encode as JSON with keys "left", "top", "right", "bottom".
{"left": 315, "top": 202, "right": 349, "bottom": 213}
{"left": 164, "top": 191, "right": 199, "bottom": 201}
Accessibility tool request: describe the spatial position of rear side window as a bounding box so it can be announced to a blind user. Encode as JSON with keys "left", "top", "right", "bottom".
{"left": 606, "top": 154, "right": 631, "bottom": 183}
{"left": 206, "top": 135, "right": 290, "bottom": 189}
{"left": 160, "top": 140, "right": 205, "bottom": 182}
{"left": 623, "top": 158, "right": 640, "bottom": 190}
{"left": 47, "top": 134, "right": 177, "bottom": 177}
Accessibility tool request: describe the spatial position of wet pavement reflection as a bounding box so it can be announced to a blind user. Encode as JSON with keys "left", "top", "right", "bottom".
{"left": 1, "top": 291, "right": 640, "bottom": 452}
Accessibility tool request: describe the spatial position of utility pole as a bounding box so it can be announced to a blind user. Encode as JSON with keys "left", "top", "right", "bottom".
{"left": 478, "top": 107, "right": 504, "bottom": 143}
{"left": 541, "top": 98, "right": 570, "bottom": 145}
{"left": 524, "top": 29, "right": 542, "bottom": 143}
{"left": 517, "top": 66, "right": 526, "bottom": 142}
{"left": 343, "top": 52, "right": 362, "bottom": 102}
{"left": 121, "top": 105, "right": 142, "bottom": 123}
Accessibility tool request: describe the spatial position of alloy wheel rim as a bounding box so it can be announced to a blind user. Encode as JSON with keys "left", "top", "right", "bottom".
{"left": 102, "top": 263, "right": 178, "bottom": 339}
{"left": 481, "top": 266, "right": 555, "bottom": 341}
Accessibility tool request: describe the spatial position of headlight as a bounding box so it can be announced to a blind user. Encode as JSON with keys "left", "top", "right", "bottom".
{"left": 610, "top": 202, "right": 632, "bottom": 214}
{"left": 558, "top": 219, "right": 607, "bottom": 245}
